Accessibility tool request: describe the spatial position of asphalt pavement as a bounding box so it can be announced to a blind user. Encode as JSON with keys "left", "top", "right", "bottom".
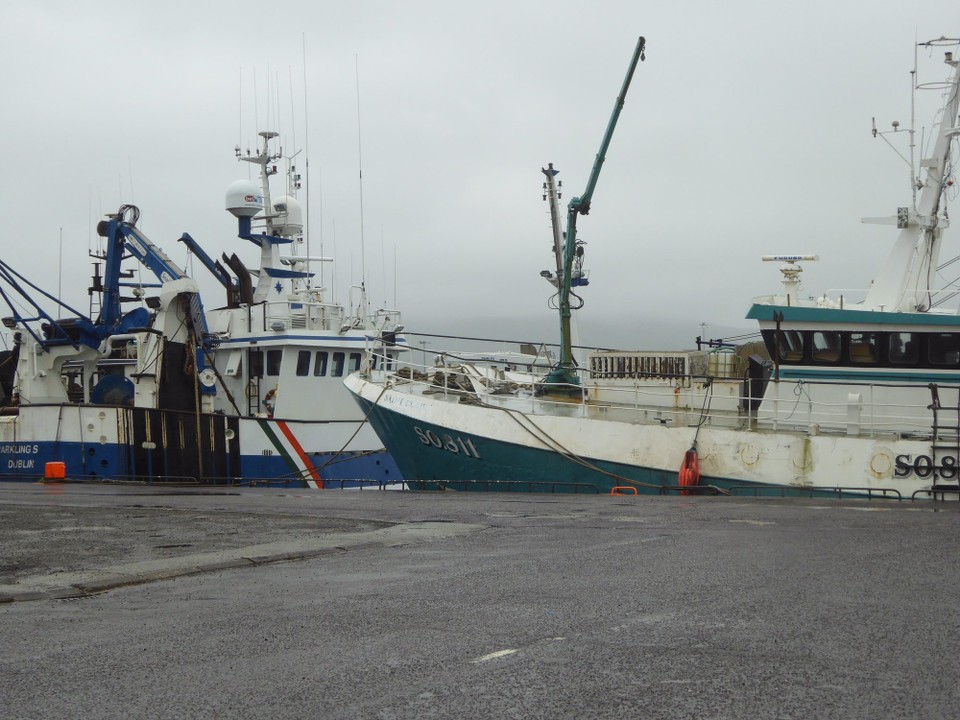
{"left": 2, "top": 482, "right": 959, "bottom": 719}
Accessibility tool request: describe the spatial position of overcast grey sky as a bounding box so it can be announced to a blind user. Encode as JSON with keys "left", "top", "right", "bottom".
{"left": 2, "top": 1, "right": 959, "bottom": 349}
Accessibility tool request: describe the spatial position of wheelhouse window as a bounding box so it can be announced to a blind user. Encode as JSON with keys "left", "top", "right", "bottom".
{"left": 349, "top": 352, "right": 362, "bottom": 373}
{"left": 314, "top": 351, "right": 328, "bottom": 377}
{"left": 776, "top": 330, "right": 804, "bottom": 362}
{"left": 373, "top": 352, "right": 395, "bottom": 371}
{"left": 888, "top": 332, "right": 918, "bottom": 365}
{"left": 762, "top": 328, "right": 960, "bottom": 368}
{"left": 811, "top": 331, "right": 840, "bottom": 363}
{"left": 848, "top": 333, "right": 878, "bottom": 365}
{"left": 296, "top": 350, "right": 311, "bottom": 376}
{"left": 929, "top": 333, "right": 960, "bottom": 366}
{"left": 249, "top": 349, "right": 264, "bottom": 379}
{"left": 331, "top": 352, "right": 345, "bottom": 377}
{"left": 267, "top": 350, "right": 283, "bottom": 376}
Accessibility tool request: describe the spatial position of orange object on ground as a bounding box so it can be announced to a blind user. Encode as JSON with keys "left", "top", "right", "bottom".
{"left": 44, "top": 462, "right": 66, "bottom": 480}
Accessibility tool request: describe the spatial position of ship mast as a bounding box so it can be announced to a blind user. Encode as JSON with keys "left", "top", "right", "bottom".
{"left": 239, "top": 131, "right": 282, "bottom": 304}
{"left": 542, "top": 36, "right": 646, "bottom": 390}
{"left": 862, "top": 39, "right": 960, "bottom": 313}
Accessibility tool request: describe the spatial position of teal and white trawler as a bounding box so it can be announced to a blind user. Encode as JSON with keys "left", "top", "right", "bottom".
{"left": 346, "top": 36, "right": 960, "bottom": 498}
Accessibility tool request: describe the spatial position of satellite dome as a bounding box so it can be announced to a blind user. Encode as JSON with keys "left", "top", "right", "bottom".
{"left": 225, "top": 180, "right": 263, "bottom": 218}
{"left": 273, "top": 195, "right": 303, "bottom": 236}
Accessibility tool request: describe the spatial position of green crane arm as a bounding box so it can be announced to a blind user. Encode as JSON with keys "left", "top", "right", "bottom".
{"left": 573, "top": 36, "right": 646, "bottom": 218}
{"left": 544, "top": 36, "right": 646, "bottom": 390}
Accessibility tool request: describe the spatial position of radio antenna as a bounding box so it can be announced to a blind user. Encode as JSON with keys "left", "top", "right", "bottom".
{"left": 355, "top": 54, "right": 368, "bottom": 316}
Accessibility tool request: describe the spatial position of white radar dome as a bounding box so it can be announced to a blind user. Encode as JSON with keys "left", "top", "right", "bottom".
{"left": 273, "top": 195, "right": 303, "bottom": 236}
{"left": 225, "top": 180, "right": 263, "bottom": 218}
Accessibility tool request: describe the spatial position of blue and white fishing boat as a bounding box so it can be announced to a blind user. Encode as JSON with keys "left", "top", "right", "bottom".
{"left": 0, "top": 130, "right": 405, "bottom": 487}
{"left": 346, "top": 36, "right": 960, "bottom": 499}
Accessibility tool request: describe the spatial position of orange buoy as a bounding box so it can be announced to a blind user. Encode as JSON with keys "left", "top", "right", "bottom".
{"left": 678, "top": 448, "right": 700, "bottom": 496}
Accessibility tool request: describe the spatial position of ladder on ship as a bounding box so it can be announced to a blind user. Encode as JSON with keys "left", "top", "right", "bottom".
{"left": 927, "top": 384, "right": 960, "bottom": 489}
{"left": 247, "top": 375, "right": 261, "bottom": 416}
{"left": 246, "top": 347, "right": 261, "bottom": 416}
{"left": 88, "top": 260, "right": 104, "bottom": 320}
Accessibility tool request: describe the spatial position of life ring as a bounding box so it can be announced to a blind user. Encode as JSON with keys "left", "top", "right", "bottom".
{"left": 263, "top": 387, "right": 278, "bottom": 416}
{"left": 678, "top": 447, "right": 700, "bottom": 496}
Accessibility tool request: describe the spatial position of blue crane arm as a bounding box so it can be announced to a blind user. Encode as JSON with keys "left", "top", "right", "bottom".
{"left": 115, "top": 224, "right": 188, "bottom": 283}
{"left": 0, "top": 258, "right": 97, "bottom": 350}
{"left": 99, "top": 210, "right": 187, "bottom": 328}
{"left": 99, "top": 210, "right": 211, "bottom": 347}
{"left": 178, "top": 232, "right": 234, "bottom": 289}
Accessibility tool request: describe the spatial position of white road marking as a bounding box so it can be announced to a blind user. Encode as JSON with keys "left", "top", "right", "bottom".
{"left": 472, "top": 649, "right": 518, "bottom": 663}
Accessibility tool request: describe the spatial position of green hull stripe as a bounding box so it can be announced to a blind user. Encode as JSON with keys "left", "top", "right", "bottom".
{"left": 256, "top": 419, "right": 301, "bottom": 475}
{"left": 779, "top": 368, "right": 960, "bottom": 382}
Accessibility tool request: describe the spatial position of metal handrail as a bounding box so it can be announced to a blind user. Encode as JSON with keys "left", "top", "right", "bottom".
{"left": 366, "top": 350, "right": 952, "bottom": 439}
{"left": 657, "top": 485, "right": 727, "bottom": 496}
{"left": 32, "top": 474, "right": 201, "bottom": 485}
{"left": 912, "top": 487, "right": 960, "bottom": 501}
{"left": 727, "top": 485, "right": 904, "bottom": 500}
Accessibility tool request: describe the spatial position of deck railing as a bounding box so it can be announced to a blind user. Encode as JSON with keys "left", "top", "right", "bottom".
{"left": 364, "top": 346, "right": 953, "bottom": 441}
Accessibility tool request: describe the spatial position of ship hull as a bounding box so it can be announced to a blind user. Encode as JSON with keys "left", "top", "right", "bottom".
{"left": 0, "top": 404, "right": 400, "bottom": 488}
{"left": 346, "top": 373, "right": 945, "bottom": 500}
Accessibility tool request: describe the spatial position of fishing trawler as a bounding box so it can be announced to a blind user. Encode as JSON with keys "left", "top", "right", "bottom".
{"left": 0, "top": 130, "right": 405, "bottom": 487}
{"left": 346, "top": 36, "right": 960, "bottom": 499}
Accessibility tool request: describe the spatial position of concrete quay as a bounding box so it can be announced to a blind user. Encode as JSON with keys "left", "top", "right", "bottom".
{"left": 1, "top": 483, "right": 959, "bottom": 719}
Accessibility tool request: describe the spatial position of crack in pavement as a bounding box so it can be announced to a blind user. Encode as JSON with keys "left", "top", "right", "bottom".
{"left": 0, "top": 521, "right": 484, "bottom": 603}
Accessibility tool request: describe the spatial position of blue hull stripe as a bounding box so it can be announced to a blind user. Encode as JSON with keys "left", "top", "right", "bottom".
{"left": 217, "top": 335, "right": 410, "bottom": 346}
{"left": 0, "top": 441, "right": 399, "bottom": 488}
